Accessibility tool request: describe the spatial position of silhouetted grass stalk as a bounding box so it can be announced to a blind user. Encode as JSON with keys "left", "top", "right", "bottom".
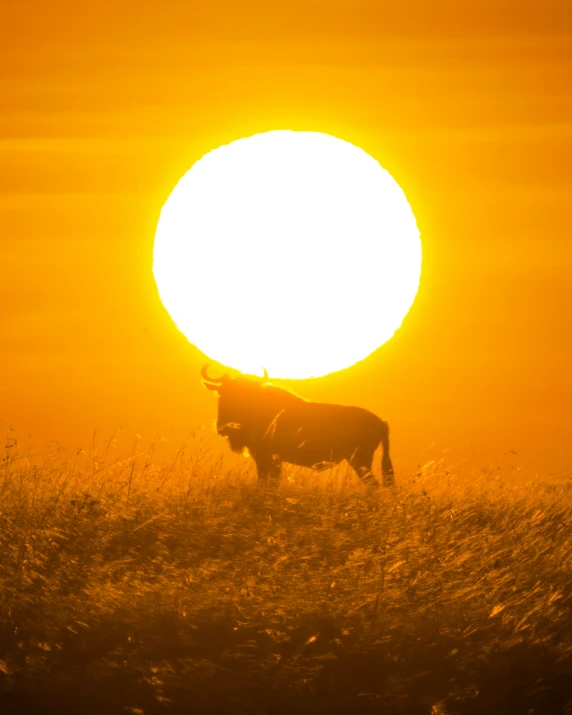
{"left": 0, "top": 436, "right": 570, "bottom": 713}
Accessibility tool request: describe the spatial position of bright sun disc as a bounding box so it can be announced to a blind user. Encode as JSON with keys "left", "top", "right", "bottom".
{"left": 153, "top": 131, "right": 421, "bottom": 379}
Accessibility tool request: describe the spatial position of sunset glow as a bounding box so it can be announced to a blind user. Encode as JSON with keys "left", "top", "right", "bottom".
{"left": 4, "top": 0, "right": 572, "bottom": 709}
{"left": 153, "top": 131, "right": 421, "bottom": 378}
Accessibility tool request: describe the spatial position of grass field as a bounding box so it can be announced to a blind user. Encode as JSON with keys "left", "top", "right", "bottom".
{"left": 1, "top": 431, "right": 571, "bottom": 714}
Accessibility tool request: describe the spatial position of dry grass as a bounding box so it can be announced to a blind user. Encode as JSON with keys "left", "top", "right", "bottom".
{"left": 0, "top": 431, "right": 571, "bottom": 714}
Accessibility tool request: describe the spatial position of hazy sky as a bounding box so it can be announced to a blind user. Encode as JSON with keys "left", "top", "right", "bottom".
{"left": 1, "top": 0, "right": 571, "bottom": 474}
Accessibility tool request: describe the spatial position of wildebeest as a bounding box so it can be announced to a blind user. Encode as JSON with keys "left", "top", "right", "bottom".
{"left": 202, "top": 365, "right": 395, "bottom": 488}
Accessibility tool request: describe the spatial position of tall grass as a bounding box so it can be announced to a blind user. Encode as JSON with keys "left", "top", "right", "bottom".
{"left": 0, "top": 432, "right": 571, "bottom": 714}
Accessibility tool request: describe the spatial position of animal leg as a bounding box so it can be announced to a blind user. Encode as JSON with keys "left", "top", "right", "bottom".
{"left": 349, "top": 452, "right": 381, "bottom": 489}
{"left": 381, "top": 460, "right": 395, "bottom": 487}
{"left": 255, "top": 454, "right": 282, "bottom": 487}
{"left": 379, "top": 420, "right": 395, "bottom": 487}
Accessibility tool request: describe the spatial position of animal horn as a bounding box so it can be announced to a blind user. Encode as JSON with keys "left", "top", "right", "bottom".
{"left": 201, "top": 363, "right": 224, "bottom": 383}
{"left": 262, "top": 367, "right": 269, "bottom": 381}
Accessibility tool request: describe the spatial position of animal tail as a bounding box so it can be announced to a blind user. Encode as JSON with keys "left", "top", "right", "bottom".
{"left": 380, "top": 419, "right": 395, "bottom": 487}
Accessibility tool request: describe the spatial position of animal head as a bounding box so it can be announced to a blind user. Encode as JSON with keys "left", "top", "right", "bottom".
{"left": 201, "top": 364, "right": 270, "bottom": 452}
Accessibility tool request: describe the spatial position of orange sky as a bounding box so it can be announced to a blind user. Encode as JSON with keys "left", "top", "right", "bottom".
{"left": 1, "top": 0, "right": 571, "bottom": 474}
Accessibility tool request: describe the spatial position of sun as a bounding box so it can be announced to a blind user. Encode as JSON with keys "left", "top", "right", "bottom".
{"left": 153, "top": 130, "right": 421, "bottom": 379}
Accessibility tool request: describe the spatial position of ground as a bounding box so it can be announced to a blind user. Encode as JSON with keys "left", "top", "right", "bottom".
{"left": 0, "top": 435, "right": 571, "bottom": 714}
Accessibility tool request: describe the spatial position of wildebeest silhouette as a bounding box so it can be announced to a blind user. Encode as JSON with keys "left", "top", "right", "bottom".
{"left": 202, "top": 365, "right": 395, "bottom": 488}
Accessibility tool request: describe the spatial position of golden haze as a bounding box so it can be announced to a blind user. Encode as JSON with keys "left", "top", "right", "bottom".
{"left": 1, "top": 0, "right": 571, "bottom": 473}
